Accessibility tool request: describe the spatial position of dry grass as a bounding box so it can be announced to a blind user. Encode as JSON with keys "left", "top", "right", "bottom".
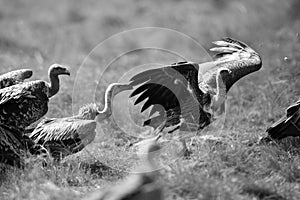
{"left": 0, "top": 0, "right": 300, "bottom": 199}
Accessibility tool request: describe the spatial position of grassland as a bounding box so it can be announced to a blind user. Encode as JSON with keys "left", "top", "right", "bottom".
{"left": 0, "top": 0, "right": 300, "bottom": 199}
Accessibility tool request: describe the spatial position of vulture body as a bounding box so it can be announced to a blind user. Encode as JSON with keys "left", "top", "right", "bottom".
{"left": 84, "top": 137, "right": 163, "bottom": 200}
{"left": 130, "top": 38, "right": 262, "bottom": 154}
{"left": 0, "top": 64, "right": 70, "bottom": 131}
{"left": 29, "top": 119, "right": 97, "bottom": 160}
{"left": 0, "top": 123, "right": 48, "bottom": 167}
{"left": 0, "top": 124, "right": 25, "bottom": 167}
{"left": 0, "top": 69, "right": 33, "bottom": 89}
{"left": 29, "top": 83, "right": 132, "bottom": 160}
{"left": 265, "top": 99, "right": 300, "bottom": 140}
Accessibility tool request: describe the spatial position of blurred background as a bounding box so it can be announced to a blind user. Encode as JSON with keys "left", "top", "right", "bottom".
{"left": 0, "top": 0, "right": 300, "bottom": 199}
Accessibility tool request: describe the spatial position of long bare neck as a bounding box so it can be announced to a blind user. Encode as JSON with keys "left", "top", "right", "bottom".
{"left": 97, "top": 88, "right": 114, "bottom": 119}
{"left": 48, "top": 73, "right": 60, "bottom": 97}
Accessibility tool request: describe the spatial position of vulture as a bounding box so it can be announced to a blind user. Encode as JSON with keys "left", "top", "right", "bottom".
{"left": 84, "top": 136, "right": 163, "bottom": 200}
{"left": 0, "top": 123, "right": 48, "bottom": 168}
{"left": 29, "top": 83, "right": 133, "bottom": 160}
{"left": 0, "top": 64, "right": 70, "bottom": 131}
{"left": 129, "top": 37, "right": 262, "bottom": 154}
{"left": 265, "top": 99, "right": 300, "bottom": 141}
{"left": 0, "top": 68, "right": 33, "bottom": 89}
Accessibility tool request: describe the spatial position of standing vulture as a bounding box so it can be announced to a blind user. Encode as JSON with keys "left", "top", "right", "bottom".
{"left": 129, "top": 38, "right": 262, "bottom": 154}
{"left": 0, "top": 69, "right": 33, "bottom": 89}
{"left": 84, "top": 136, "right": 163, "bottom": 200}
{"left": 0, "top": 64, "right": 70, "bottom": 131}
{"left": 265, "top": 99, "right": 300, "bottom": 141}
{"left": 29, "top": 83, "right": 133, "bottom": 160}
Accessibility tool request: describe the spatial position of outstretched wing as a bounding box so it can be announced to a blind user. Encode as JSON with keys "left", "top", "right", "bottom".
{"left": 130, "top": 61, "right": 210, "bottom": 131}
{"left": 130, "top": 62, "right": 201, "bottom": 110}
{"left": 0, "top": 69, "right": 33, "bottom": 89}
{"left": 200, "top": 37, "right": 262, "bottom": 92}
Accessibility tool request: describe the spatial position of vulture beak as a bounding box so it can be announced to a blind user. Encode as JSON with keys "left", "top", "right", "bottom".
{"left": 64, "top": 69, "right": 71, "bottom": 76}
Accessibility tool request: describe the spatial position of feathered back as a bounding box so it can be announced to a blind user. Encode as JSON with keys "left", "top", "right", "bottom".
{"left": 30, "top": 118, "right": 96, "bottom": 143}
{"left": 77, "top": 103, "right": 99, "bottom": 120}
{"left": 0, "top": 80, "right": 49, "bottom": 131}
{"left": 29, "top": 117, "right": 97, "bottom": 160}
{"left": 0, "top": 69, "right": 33, "bottom": 89}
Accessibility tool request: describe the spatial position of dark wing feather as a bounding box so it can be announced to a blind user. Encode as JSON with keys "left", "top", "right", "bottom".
{"left": 0, "top": 124, "right": 25, "bottom": 167}
{"left": 266, "top": 114, "right": 300, "bottom": 140}
{"left": 130, "top": 62, "right": 209, "bottom": 130}
{"left": 202, "top": 37, "right": 262, "bottom": 92}
{"left": 0, "top": 80, "right": 49, "bottom": 131}
{"left": 266, "top": 99, "right": 300, "bottom": 140}
{"left": 0, "top": 69, "right": 33, "bottom": 89}
{"left": 286, "top": 99, "right": 300, "bottom": 118}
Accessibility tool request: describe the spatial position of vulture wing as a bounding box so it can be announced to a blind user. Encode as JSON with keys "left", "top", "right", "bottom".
{"left": 200, "top": 37, "right": 262, "bottom": 92}
{"left": 29, "top": 118, "right": 96, "bottom": 159}
{"left": 130, "top": 61, "right": 211, "bottom": 132}
{"left": 0, "top": 69, "right": 33, "bottom": 89}
{"left": 0, "top": 80, "right": 49, "bottom": 131}
{"left": 266, "top": 99, "right": 300, "bottom": 140}
{"left": 0, "top": 124, "right": 25, "bottom": 167}
{"left": 286, "top": 99, "right": 300, "bottom": 118}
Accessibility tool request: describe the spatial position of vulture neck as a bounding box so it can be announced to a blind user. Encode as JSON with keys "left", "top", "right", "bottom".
{"left": 97, "top": 88, "right": 114, "bottom": 120}
{"left": 48, "top": 73, "right": 60, "bottom": 98}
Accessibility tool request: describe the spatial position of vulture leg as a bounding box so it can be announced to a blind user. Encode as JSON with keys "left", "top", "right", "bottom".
{"left": 180, "top": 137, "right": 192, "bottom": 157}
{"left": 210, "top": 68, "right": 231, "bottom": 115}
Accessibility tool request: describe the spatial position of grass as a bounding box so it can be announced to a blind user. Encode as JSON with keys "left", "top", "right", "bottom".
{"left": 0, "top": 0, "right": 300, "bottom": 199}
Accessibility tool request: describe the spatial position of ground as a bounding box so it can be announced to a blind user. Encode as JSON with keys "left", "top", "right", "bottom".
{"left": 0, "top": 0, "right": 300, "bottom": 199}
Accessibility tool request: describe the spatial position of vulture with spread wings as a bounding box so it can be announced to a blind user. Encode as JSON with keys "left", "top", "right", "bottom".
{"left": 129, "top": 38, "right": 262, "bottom": 153}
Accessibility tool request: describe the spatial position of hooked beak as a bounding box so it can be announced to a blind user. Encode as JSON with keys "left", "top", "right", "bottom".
{"left": 64, "top": 69, "right": 71, "bottom": 76}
